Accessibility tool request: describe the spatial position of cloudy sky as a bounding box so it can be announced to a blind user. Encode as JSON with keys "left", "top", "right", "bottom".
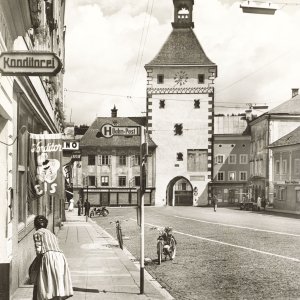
{"left": 64, "top": 0, "right": 300, "bottom": 125}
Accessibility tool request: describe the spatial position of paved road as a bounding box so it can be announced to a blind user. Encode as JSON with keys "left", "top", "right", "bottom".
{"left": 94, "top": 206, "right": 300, "bottom": 300}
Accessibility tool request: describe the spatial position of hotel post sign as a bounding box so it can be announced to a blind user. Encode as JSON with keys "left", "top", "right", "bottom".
{"left": 0, "top": 51, "right": 62, "bottom": 76}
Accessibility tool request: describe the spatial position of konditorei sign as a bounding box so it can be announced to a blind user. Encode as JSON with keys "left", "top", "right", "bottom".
{"left": 0, "top": 51, "right": 62, "bottom": 76}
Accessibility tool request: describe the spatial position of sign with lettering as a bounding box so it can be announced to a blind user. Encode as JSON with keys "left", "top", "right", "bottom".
{"left": 0, "top": 51, "right": 62, "bottom": 76}
{"left": 100, "top": 123, "right": 140, "bottom": 138}
{"left": 29, "top": 133, "right": 63, "bottom": 197}
{"left": 63, "top": 141, "right": 79, "bottom": 150}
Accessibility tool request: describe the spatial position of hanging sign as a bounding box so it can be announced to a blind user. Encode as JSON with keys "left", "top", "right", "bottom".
{"left": 29, "top": 133, "right": 63, "bottom": 197}
{"left": 0, "top": 51, "right": 62, "bottom": 76}
{"left": 100, "top": 123, "right": 140, "bottom": 138}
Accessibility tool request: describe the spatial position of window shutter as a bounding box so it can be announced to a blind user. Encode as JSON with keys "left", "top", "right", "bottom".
{"left": 108, "top": 155, "right": 111, "bottom": 165}
{"left": 98, "top": 155, "right": 102, "bottom": 165}
{"left": 130, "top": 155, "right": 134, "bottom": 167}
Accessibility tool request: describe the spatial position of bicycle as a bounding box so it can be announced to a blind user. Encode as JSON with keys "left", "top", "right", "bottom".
{"left": 156, "top": 227, "right": 177, "bottom": 265}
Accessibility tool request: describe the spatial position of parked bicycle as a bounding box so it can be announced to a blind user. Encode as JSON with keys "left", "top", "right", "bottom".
{"left": 89, "top": 206, "right": 109, "bottom": 218}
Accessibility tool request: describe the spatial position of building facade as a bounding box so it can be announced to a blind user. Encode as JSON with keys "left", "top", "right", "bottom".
{"left": 211, "top": 115, "right": 251, "bottom": 205}
{"left": 145, "top": 0, "right": 217, "bottom": 206}
{"left": 71, "top": 109, "right": 156, "bottom": 206}
{"left": 0, "top": 1, "right": 66, "bottom": 298}
{"left": 269, "top": 126, "right": 300, "bottom": 212}
{"left": 249, "top": 90, "right": 300, "bottom": 204}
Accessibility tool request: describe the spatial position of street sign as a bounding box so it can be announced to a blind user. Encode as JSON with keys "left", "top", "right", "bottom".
{"left": 100, "top": 123, "right": 140, "bottom": 138}
{"left": 0, "top": 51, "right": 62, "bottom": 76}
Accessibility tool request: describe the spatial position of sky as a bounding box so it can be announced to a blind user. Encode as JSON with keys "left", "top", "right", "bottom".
{"left": 64, "top": 0, "right": 300, "bottom": 125}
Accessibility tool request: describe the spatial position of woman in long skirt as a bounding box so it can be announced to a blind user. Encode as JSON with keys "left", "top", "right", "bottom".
{"left": 33, "top": 215, "right": 73, "bottom": 300}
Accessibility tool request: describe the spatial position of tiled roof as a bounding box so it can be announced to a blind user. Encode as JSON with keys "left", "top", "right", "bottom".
{"left": 268, "top": 93, "right": 300, "bottom": 115}
{"left": 269, "top": 126, "right": 300, "bottom": 148}
{"left": 80, "top": 117, "right": 156, "bottom": 149}
{"left": 145, "top": 28, "right": 216, "bottom": 66}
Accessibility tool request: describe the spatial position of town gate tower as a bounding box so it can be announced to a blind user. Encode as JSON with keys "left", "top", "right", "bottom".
{"left": 145, "top": 0, "right": 217, "bottom": 206}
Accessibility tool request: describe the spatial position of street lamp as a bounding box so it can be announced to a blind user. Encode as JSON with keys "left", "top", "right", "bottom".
{"left": 240, "top": 1, "right": 278, "bottom": 15}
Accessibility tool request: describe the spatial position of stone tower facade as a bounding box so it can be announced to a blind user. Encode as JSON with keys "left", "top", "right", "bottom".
{"left": 145, "top": 0, "right": 217, "bottom": 206}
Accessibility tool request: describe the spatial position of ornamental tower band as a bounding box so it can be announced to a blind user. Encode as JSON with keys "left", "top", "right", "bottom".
{"left": 145, "top": 0, "right": 217, "bottom": 206}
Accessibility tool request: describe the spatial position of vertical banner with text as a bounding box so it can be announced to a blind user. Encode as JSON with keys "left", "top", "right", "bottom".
{"left": 29, "top": 133, "right": 63, "bottom": 198}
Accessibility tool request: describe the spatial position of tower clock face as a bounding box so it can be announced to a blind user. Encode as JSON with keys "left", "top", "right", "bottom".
{"left": 174, "top": 70, "right": 188, "bottom": 86}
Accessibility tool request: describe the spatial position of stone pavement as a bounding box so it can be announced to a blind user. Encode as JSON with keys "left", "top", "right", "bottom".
{"left": 12, "top": 210, "right": 173, "bottom": 300}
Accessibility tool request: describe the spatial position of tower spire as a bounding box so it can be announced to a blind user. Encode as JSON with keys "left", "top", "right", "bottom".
{"left": 172, "top": 0, "right": 194, "bottom": 29}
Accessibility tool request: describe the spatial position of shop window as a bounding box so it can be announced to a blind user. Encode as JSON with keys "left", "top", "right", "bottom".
{"left": 157, "top": 74, "right": 164, "bottom": 84}
{"left": 88, "top": 155, "right": 95, "bottom": 165}
{"left": 101, "top": 176, "right": 109, "bottom": 186}
{"left": 174, "top": 123, "right": 183, "bottom": 135}
{"left": 194, "top": 99, "right": 200, "bottom": 109}
{"left": 159, "top": 100, "right": 165, "bottom": 108}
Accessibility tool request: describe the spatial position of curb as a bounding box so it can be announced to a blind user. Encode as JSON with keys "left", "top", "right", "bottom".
{"left": 88, "top": 218, "right": 174, "bottom": 300}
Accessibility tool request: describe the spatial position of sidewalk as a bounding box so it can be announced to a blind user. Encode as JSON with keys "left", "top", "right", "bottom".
{"left": 13, "top": 210, "right": 173, "bottom": 300}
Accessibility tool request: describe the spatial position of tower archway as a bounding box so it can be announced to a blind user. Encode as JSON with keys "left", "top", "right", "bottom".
{"left": 166, "top": 176, "right": 193, "bottom": 206}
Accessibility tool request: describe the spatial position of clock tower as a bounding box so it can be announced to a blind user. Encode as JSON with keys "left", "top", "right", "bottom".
{"left": 145, "top": 0, "right": 217, "bottom": 206}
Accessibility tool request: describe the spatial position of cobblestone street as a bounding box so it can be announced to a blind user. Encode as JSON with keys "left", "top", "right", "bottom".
{"left": 96, "top": 206, "right": 300, "bottom": 300}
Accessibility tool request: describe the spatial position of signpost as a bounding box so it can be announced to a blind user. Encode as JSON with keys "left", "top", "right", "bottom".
{"left": 0, "top": 51, "right": 62, "bottom": 76}
{"left": 101, "top": 122, "right": 147, "bottom": 294}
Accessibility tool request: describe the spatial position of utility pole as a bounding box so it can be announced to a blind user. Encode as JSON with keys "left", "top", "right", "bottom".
{"left": 139, "top": 126, "right": 148, "bottom": 294}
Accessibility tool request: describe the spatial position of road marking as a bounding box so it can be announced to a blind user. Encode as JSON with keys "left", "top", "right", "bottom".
{"left": 138, "top": 220, "right": 300, "bottom": 263}
{"left": 174, "top": 215, "right": 300, "bottom": 238}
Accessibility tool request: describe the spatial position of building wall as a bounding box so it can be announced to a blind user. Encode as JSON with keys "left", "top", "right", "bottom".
{"left": 271, "top": 146, "right": 300, "bottom": 212}
{"left": 146, "top": 65, "right": 215, "bottom": 206}
{"left": 212, "top": 135, "right": 251, "bottom": 204}
{"left": 0, "top": 1, "right": 66, "bottom": 297}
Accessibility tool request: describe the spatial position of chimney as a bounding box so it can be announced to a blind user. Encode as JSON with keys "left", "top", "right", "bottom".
{"left": 245, "top": 109, "right": 252, "bottom": 121}
{"left": 292, "top": 88, "right": 299, "bottom": 98}
{"left": 111, "top": 105, "right": 118, "bottom": 117}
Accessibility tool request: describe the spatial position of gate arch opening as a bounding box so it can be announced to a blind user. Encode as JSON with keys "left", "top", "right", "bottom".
{"left": 166, "top": 176, "right": 193, "bottom": 206}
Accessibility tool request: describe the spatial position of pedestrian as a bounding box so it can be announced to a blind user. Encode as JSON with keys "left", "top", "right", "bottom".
{"left": 261, "top": 197, "right": 266, "bottom": 210}
{"left": 77, "top": 199, "right": 82, "bottom": 216}
{"left": 257, "top": 196, "right": 262, "bottom": 211}
{"left": 212, "top": 194, "right": 218, "bottom": 212}
{"left": 31, "top": 215, "right": 73, "bottom": 300}
{"left": 68, "top": 198, "right": 74, "bottom": 212}
{"left": 84, "top": 199, "right": 91, "bottom": 216}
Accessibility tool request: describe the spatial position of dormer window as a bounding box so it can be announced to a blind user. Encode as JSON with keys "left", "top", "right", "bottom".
{"left": 159, "top": 100, "right": 165, "bottom": 109}
{"left": 157, "top": 74, "right": 164, "bottom": 84}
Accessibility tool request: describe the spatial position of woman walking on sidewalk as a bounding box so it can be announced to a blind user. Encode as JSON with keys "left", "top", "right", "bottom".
{"left": 32, "top": 215, "right": 73, "bottom": 300}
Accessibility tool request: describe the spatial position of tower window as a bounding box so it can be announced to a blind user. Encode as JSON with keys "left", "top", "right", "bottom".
{"left": 174, "top": 124, "right": 183, "bottom": 135}
{"left": 157, "top": 74, "right": 164, "bottom": 84}
{"left": 178, "top": 7, "right": 189, "bottom": 19}
{"left": 198, "top": 74, "right": 205, "bottom": 84}
{"left": 177, "top": 152, "right": 183, "bottom": 161}
{"left": 159, "top": 100, "right": 165, "bottom": 109}
{"left": 194, "top": 99, "right": 200, "bottom": 109}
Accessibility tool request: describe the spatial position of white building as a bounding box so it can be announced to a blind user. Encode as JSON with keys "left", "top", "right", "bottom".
{"left": 145, "top": 0, "right": 217, "bottom": 206}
